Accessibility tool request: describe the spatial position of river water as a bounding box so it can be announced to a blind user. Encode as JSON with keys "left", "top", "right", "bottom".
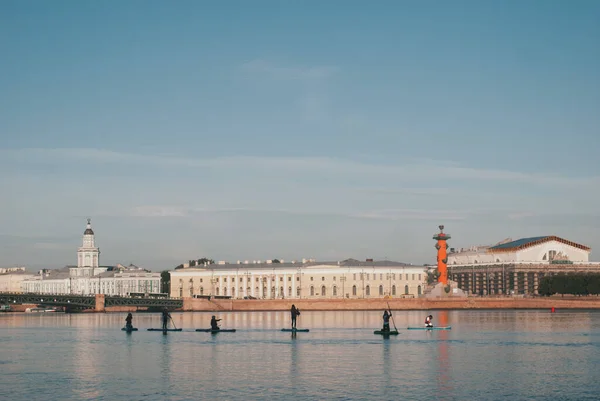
{"left": 1, "top": 310, "right": 599, "bottom": 400}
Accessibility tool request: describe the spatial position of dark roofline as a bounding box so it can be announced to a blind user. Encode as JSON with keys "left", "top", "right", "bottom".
{"left": 488, "top": 236, "right": 590, "bottom": 253}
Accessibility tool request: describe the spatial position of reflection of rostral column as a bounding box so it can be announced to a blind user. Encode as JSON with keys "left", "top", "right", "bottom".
{"left": 433, "top": 225, "right": 451, "bottom": 285}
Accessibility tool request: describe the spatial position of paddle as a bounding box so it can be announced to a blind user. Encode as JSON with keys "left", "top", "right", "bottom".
{"left": 169, "top": 314, "right": 178, "bottom": 330}
{"left": 386, "top": 302, "right": 398, "bottom": 332}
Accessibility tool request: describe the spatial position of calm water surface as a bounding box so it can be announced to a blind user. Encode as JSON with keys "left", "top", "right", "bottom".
{"left": 1, "top": 310, "right": 599, "bottom": 400}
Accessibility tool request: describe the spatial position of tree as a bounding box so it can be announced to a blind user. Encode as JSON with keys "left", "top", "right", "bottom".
{"left": 160, "top": 270, "right": 171, "bottom": 293}
{"left": 272, "top": 259, "right": 281, "bottom": 264}
{"left": 197, "top": 258, "right": 215, "bottom": 265}
{"left": 174, "top": 264, "right": 184, "bottom": 270}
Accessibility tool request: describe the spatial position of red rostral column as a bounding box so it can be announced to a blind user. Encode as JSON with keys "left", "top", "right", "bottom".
{"left": 433, "top": 225, "right": 451, "bottom": 285}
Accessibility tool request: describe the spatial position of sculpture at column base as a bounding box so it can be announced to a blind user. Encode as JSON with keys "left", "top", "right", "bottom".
{"left": 425, "top": 280, "right": 467, "bottom": 298}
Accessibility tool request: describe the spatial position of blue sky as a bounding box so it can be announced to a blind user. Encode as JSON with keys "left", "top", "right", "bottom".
{"left": 1, "top": 0, "right": 599, "bottom": 270}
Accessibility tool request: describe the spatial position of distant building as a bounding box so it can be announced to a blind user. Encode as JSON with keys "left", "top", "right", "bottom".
{"left": 169, "top": 259, "right": 427, "bottom": 299}
{"left": 0, "top": 269, "right": 35, "bottom": 293}
{"left": 21, "top": 219, "right": 161, "bottom": 296}
{"left": 447, "top": 236, "right": 598, "bottom": 296}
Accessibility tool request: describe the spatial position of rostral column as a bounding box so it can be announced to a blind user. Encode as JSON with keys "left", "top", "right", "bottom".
{"left": 433, "top": 225, "right": 451, "bottom": 285}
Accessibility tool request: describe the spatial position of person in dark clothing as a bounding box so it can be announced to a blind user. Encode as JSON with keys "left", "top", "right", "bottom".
{"left": 382, "top": 310, "right": 392, "bottom": 332}
{"left": 425, "top": 314, "right": 433, "bottom": 328}
{"left": 210, "top": 315, "right": 221, "bottom": 330}
{"left": 162, "top": 309, "right": 170, "bottom": 330}
{"left": 291, "top": 304, "right": 300, "bottom": 329}
{"left": 125, "top": 313, "right": 133, "bottom": 329}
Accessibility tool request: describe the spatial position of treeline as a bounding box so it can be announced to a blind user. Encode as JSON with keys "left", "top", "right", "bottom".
{"left": 538, "top": 274, "right": 600, "bottom": 296}
{"left": 174, "top": 258, "right": 282, "bottom": 270}
{"left": 174, "top": 258, "right": 215, "bottom": 269}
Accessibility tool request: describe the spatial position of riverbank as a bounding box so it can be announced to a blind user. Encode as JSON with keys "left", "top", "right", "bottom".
{"left": 6, "top": 296, "right": 600, "bottom": 313}
{"left": 171, "top": 296, "right": 600, "bottom": 312}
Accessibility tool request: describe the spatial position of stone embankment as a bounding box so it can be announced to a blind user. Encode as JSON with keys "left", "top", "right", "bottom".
{"left": 171, "top": 296, "right": 600, "bottom": 312}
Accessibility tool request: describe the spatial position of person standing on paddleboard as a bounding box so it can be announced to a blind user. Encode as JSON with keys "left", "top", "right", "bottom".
{"left": 291, "top": 305, "right": 300, "bottom": 329}
{"left": 425, "top": 314, "right": 433, "bottom": 328}
{"left": 162, "top": 309, "right": 171, "bottom": 330}
{"left": 125, "top": 313, "right": 133, "bottom": 330}
{"left": 382, "top": 310, "right": 392, "bottom": 332}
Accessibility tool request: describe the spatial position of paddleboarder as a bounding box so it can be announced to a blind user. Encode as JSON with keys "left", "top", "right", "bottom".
{"left": 162, "top": 309, "right": 171, "bottom": 330}
{"left": 425, "top": 314, "right": 433, "bottom": 328}
{"left": 210, "top": 315, "right": 221, "bottom": 331}
{"left": 125, "top": 313, "right": 133, "bottom": 330}
{"left": 290, "top": 304, "right": 300, "bottom": 329}
{"left": 382, "top": 309, "right": 392, "bottom": 332}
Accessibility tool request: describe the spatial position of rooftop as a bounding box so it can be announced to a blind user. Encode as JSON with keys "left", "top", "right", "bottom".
{"left": 174, "top": 258, "right": 413, "bottom": 271}
{"left": 488, "top": 235, "right": 590, "bottom": 253}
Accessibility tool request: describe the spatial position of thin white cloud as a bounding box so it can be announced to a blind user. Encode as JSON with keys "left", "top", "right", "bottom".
{"left": 2, "top": 147, "right": 598, "bottom": 189}
{"left": 240, "top": 59, "right": 338, "bottom": 80}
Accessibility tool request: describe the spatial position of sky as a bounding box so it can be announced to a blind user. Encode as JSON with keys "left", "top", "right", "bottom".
{"left": 1, "top": 0, "right": 599, "bottom": 271}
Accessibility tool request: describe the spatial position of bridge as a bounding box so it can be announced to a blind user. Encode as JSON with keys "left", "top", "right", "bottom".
{"left": 0, "top": 293, "right": 183, "bottom": 311}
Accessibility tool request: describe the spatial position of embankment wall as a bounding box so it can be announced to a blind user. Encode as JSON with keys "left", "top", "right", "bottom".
{"left": 177, "top": 297, "right": 600, "bottom": 312}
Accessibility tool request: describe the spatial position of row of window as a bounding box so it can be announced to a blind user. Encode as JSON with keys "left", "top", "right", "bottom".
{"left": 185, "top": 284, "right": 422, "bottom": 297}
{"left": 183, "top": 273, "right": 422, "bottom": 284}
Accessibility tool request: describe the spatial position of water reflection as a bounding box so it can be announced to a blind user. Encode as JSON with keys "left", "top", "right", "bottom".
{"left": 2, "top": 310, "right": 600, "bottom": 401}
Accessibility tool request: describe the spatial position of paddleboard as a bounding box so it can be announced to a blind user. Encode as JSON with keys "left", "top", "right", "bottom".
{"left": 195, "top": 329, "right": 237, "bottom": 333}
{"left": 281, "top": 328, "right": 309, "bottom": 332}
{"left": 407, "top": 326, "right": 451, "bottom": 330}
{"left": 374, "top": 330, "right": 399, "bottom": 335}
{"left": 147, "top": 328, "right": 183, "bottom": 331}
{"left": 121, "top": 327, "right": 138, "bottom": 332}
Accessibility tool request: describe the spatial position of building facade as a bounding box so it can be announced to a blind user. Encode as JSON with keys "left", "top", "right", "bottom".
{"left": 446, "top": 236, "right": 599, "bottom": 295}
{"left": 169, "top": 259, "right": 428, "bottom": 299}
{"left": 0, "top": 269, "right": 34, "bottom": 293}
{"left": 21, "top": 220, "right": 161, "bottom": 296}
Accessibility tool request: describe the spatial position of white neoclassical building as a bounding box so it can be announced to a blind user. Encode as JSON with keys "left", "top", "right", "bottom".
{"left": 447, "top": 235, "right": 591, "bottom": 265}
{"left": 21, "top": 219, "right": 161, "bottom": 296}
{"left": 169, "top": 259, "right": 428, "bottom": 299}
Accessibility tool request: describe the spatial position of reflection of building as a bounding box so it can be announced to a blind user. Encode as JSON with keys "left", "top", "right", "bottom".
{"left": 447, "top": 236, "right": 599, "bottom": 295}
{"left": 169, "top": 259, "right": 427, "bottom": 299}
{"left": 21, "top": 219, "right": 160, "bottom": 295}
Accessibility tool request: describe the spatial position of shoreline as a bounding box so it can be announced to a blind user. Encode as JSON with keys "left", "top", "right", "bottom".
{"left": 6, "top": 296, "right": 600, "bottom": 313}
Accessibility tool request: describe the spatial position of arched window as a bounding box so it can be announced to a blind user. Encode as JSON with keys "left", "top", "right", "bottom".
{"left": 417, "top": 285, "right": 422, "bottom": 295}
{"left": 366, "top": 285, "right": 370, "bottom": 296}
{"left": 352, "top": 285, "right": 357, "bottom": 296}
{"left": 231, "top": 287, "right": 235, "bottom": 297}
{"left": 392, "top": 285, "right": 396, "bottom": 296}
{"left": 216, "top": 287, "right": 220, "bottom": 295}
{"left": 200, "top": 287, "right": 204, "bottom": 295}
{"left": 255, "top": 286, "right": 259, "bottom": 296}
{"left": 288, "top": 286, "right": 292, "bottom": 296}
{"left": 297, "top": 287, "right": 301, "bottom": 296}
{"left": 321, "top": 285, "right": 326, "bottom": 296}
{"left": 379, "top": 285, "right": 384, "bottom": 296}
{"left": 239, "top": 287, "right": 243, "bottom": 296}
{"left": 263, "top": 286, "right": 267, "bottom": 297}
{"left": 224, "top": 287, "right": 228, "bottom": 296}
{"left": 404, "top": 285, "right": 409, "bottom": 295}
{"left": 280, "top": 286, "right": 284, "bottom": 297}
{"left": 333, "top": 286, "right": 337, "bottom": 296}
{"left": 310, "top": 286, "right": 315, "bottom": 296}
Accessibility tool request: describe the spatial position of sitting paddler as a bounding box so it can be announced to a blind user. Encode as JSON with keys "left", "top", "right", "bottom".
{"left": 162, "top": 309, "right": 171, "bottom": 330}
{"left": 291, "top": 304, "right": 300, "bottom": 329}
{"left": 210, "top": 315, "right": 221, "bottom": 331}
{"left": 125, "top": 312, "right": 133, "bottom": 329}
{"left": 425, "top": 314, "right": 433, "bottom": 328}
{"left": 382, "top": 309, "right": 392, "bottom": 332}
